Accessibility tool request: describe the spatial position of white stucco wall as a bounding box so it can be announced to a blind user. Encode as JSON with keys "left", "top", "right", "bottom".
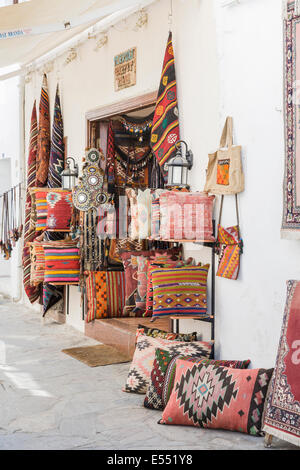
{"left": 204, "top": 0, "right": 297, "bottom": 369}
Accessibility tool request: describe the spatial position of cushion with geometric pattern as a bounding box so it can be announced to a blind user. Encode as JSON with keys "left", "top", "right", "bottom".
{"left": 123, "top": 334, "right": 213, "bottom": 395}
{"left": 159, "top": 359, "right": 273, "bottom": 436}
{"left": 144, "top": 348, "right": 251, "bottom": 411}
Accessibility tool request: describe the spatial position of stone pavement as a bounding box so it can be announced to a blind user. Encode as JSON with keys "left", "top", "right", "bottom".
{"left": 0, "top": 298, "right": 297, "bottom": 451}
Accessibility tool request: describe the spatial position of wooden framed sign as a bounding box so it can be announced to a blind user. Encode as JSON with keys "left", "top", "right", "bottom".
{"left": 114, "top": 47, "right": 136, "bottom": 92}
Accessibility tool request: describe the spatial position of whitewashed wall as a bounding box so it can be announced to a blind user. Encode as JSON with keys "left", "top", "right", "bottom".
{"left": 204, "top": 0, "right": 297, "bottom": 369}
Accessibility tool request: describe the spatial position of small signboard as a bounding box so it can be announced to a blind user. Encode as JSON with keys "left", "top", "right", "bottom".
{"left": 114, "top": 47, "right": 136, "bottom": 92}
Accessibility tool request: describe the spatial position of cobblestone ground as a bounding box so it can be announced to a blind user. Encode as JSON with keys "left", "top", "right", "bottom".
{"left": 0, "top": 298, "right": 297, "bottom": 451}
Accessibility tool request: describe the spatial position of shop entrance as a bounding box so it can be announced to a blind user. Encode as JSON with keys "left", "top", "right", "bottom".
{"left": 84, "top": 91, "right": 171, "bottom": 356}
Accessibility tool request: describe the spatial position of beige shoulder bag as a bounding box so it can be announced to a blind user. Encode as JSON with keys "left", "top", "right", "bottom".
{"left": 204, "top": 117, "right": 244, "bottom": 195}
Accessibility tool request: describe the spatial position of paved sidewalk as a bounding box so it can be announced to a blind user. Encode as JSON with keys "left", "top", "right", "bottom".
{"left": 0, "top": 298, "right": 297, "bottom": 451}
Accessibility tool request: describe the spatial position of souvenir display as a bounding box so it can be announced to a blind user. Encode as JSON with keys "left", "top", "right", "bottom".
{"left": 123, "top": 333, "right": 213, "bottom": 394}
{"left": 159, "top": 359, "right": 273, "bottom": 436}
{"left": 204, "top": 116, "right": 244, "bottom": 195}
{"left": 114, "top": 140, "right": 152, "bottom": 189}
{"left": 144, "top": 348, "right": 251, "bottom": 411}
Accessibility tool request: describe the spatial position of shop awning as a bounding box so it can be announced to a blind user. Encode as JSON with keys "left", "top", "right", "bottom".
{"left": 0, "top": 0, "right": 156, "bottom": 75}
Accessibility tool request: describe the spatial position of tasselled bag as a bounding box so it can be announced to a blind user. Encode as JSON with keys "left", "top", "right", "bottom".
{"left": 204, "top": 117, "right": 244, "bottom": 195}
{"left": 216, "top": 195, "right": 243, "bottom": 280}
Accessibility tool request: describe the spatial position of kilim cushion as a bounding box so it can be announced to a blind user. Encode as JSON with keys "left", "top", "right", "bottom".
{"left": 43, "top": 243, "right": 80, "bottom": 284}
{"left": 120, "top": 247, "right": 182, "bottom": 317}
{"left": 159, "top": 191, "right": 215, "bottom": 241}
{"left": 29, "top": 242, "right": 45, "bottom": 286}
{"left": 144, "top": 258, "right": 193, "bottom": 318}
{"left": 159, "top": 359, "right": 273, "bottom": 436}
{"left": 136, "top": 325, "right": 197, "bottom": 343}
{"left": 85, "top": 271, "right": 126, "bottom": 322}
{"left": 123, "top": 334, "right": 213, "bottom": 394}
{"left": 151, "top": 265, "right": 210, "bottom": 319}
{"left": 46, "top": 189, "right": 73, "bottom": 231}
{"left": 31, "top": 189, "right": 48, "bottom": 232}
{"left": 144, "top": 349, "right": 251, "bottom": 411}
{"left": 162, "top": 354, "right": 251, "bottom": 410}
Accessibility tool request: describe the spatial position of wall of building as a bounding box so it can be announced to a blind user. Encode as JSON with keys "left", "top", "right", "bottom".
{"left": 186, "top": 0, "right": 298, "bottom": 370}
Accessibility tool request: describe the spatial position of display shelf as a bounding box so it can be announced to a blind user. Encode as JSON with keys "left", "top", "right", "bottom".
{"left": 148, "top": 238, "right": 215, "bottom": 244}
{"left": 48, "top": 282, "right": 79, "bottom": 286}
{"left": 170, "top": 315, "right": 214, "bottom": 323}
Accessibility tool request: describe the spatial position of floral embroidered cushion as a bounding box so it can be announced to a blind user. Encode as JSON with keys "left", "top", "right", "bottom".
{"left": 136, "top": 325, "right": 197, "bottom": 342}
{"left": 159, "top": 359, "right": 273, "bottom": 436}
{"left": 123, "top": 334, "right": 213, "bottom": 394}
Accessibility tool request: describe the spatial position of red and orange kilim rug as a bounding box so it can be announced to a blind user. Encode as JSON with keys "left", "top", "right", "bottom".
{"left": 263, "top": 280, "right": 300, "bottom": 447}
{"left": 150, "top": 32, "right": 180, "bottom": 180}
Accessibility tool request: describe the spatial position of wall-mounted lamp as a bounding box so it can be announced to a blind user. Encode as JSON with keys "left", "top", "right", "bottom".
{"left": 61, "top": 157, "right": 79, "bottom": 190}
{"left": 165, "top": 140, "right": 193, "bottom": 188}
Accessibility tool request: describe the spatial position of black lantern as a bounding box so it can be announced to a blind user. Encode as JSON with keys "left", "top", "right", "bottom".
{"left": 61, "top": 157, "right": 79, "bottom": 190}
{"left": 165, "top": 140, "right": 193, "bottom": 188}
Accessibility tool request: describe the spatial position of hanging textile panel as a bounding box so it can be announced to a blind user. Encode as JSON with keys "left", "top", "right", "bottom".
{"left": 23, "top": 101, "right": 40, "bottom": 304}
{"left": 36, "top": 74, "right": 51, "bottom": 187}
{"left": 43, "top": 243, "right": 80, "bottom": 284}
{"left": 84, "top": 271, "right": 126, "bottom": 322}
{"left": 82, "top": 209, "right": 102, "bottom": 271}
{"left": 150, "top": 32, "right": 180, "bottom": 180}
{"left": 29, "top": 242, "right": 45, "bottom": 286}
{"left": 262, "top": 280, "right": 300, "bottom": 447}
{"left": 282, "top": 3, "right": 300, "bottom": 239}
{"left": 47, "top": 84, "right": 64, "bottom": 189}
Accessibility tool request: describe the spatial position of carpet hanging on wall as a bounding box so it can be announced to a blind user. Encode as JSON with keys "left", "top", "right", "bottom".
{"left": 263, "top": 280, "right": 300, "bottom": 447}
{"left": 281, "top": 2, "right": 300, "bottom": 239}
{"left": 22, "top": 100, "right": 40, "bottom": 304}
{"left": 43, "top": 83, "right": 65, "bottom": 315}
{"left": 36, "top": 73, "right": 51, "bottom": 187}
{"left": 150, "top": 31, "right": 180, "bottom": 181}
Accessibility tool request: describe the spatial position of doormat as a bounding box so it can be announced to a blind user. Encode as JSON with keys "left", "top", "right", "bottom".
{"left": 61, "top": 344, "right": 131, "bottom": 367}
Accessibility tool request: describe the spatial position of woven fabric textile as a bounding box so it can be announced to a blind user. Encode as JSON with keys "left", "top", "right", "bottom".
{"left": 36, "top": 74, "right": 50, "bottom": 187}
{"left": 43, "top": 244, "right": 80, "bottom": 284}
{"left": 152, "top": 265, "right": 210, "bottom": 319}
{"left": 160, "top": 191, "right": 215, "bottom": 241}
{"left": 150, "top": 32, "right": 180, "bottom": 180}
{"left": 123, "top": 334, "right": 213, "bottom": 394}
{"left": 161, "top": 352, "right": 251, "bottom": 411}
{"left": 282, "top": 3, "right": 300, "bottom": 238}
{"left": 85, "top": 271, "right": 126, "bottom": 322}
{"left": 46, "top": 190, "right": 73, "bottom": 231}
{"left": 263, "top": 280, "right": 300, "bottom": 446}
{"left": 29, "top": 242, "right": 45, "bottom": 286}
{"left": 160, "top": 359, "right": 273, "bottom": 436}
{"left": 144, "top": 348, "right": 250, "bottom": 411}
{"left": 47, "top": 84, "right": 64, "bottom": 188}
{"left": 136, "top": 325, "right": 197, "bottom": 343}
{"left": 23, "top": 101, "right": 40, "bottom": 304}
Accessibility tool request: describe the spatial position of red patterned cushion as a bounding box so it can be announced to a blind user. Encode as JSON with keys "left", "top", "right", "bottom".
{"left": 144, "top": 349, "right": 251, "bottom": 411}
{"left": 46, "top": 189, "right": 73, "bottom": 231}
{"left": 160, "top": 359, "right": 273, "bottom": 436}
